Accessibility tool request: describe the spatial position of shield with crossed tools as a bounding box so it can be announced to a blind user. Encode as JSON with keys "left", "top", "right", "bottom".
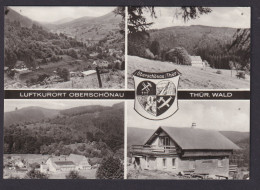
{"left": 133, "top": 70, "right": 181, "bottom": 120}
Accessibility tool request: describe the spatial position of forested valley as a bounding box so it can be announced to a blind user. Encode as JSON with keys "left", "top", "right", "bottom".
{"left": 4, "top": 102, "right": 124, "bottom": 159}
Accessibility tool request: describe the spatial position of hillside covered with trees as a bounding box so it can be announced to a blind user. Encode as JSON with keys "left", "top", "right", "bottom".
{"left": 129, "top": 25, "right": 250, "bottom": 71}
{"left": 125, "top": 7, "right": 250, "bottom": 72}
{"left": 4, "top": 102, "right": 124, "bottom": 159}
{"left": 4, "top": 7, "right": 125, "bottom": 89}
{"left": 5, "top": 17, "right": 84, "bottom": 70}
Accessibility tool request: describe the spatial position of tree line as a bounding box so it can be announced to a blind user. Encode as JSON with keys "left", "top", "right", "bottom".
{"left": 4, "top": 20, "right": 84, "bottom": 70}
{"left": 117, "top": 6, "right": 250, "bottom": 71}
{"left": 4, "top": 106, "right": 124, "bottom": 156}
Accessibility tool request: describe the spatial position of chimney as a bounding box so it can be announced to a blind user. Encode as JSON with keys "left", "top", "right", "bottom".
{"left": 191, "top": 123, "right": 196, "bottom": 129}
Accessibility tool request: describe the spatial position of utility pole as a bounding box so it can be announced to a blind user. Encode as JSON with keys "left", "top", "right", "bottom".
{"left": 93, "top": 61, "right": 102, "bottom": 88}
{"left": 95, "top": 66, "right": 102, "bottom": 88}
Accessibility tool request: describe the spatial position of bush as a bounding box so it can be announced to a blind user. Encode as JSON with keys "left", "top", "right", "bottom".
{"left": 96, "top": 156, "right": 123, "bottom": 179}
{"left": 57, "top": 68, "right": 70, "bottom": 81}
{"left": 121, "top": 61, "right": 125, "bottom": 70}
{"left": 150, "top": 40, "right": 160, "bottom": 56}
{"left": 216, "top": 70, "right": 222, "bottom": 74}
{"left": 68, "top": 49, "right": 78, "bottom": 59}
{"left": 88, "top": 157, "right": 102, "bottom": 166}
{"left": 128, "top": 32, "right": 150, "bottom": 58}
{"left": 114, "top": 61, "right": 122, "bottom": 70}
{"left": 25, "top": 169, "right": 48, "bottom": 179}
{"left": 7, "top": 70, "right": 16, "bottom": 79}
{"left": 66, "top": 171, "right": 85, "bottom": 179}
{"left": 144, "top": 48, "right": 154, "bottom": 59}
{"left": 165, "top": 47, "right": 191, "bottom": 65}
{"left": 37, "top": 74, "right": 50, "bottom": 82}
{"left": 29, "top": 78, "right": 37, "bottom": 85}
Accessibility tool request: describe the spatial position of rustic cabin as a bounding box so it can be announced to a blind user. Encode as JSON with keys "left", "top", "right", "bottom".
{"left": 190, "top": 56, "right": 203, "bottom": 67}
{"left": 130, "top": 125, "right": 239, "bottom": 178}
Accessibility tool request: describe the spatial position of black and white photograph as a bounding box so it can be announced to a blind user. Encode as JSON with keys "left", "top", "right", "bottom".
{"left": 127, "top": 7, "right": 250, "bottom": 89}
{"left": 4, "top": 6, "right": 125, "bottom": 89}
{"left": 127, "top": 100, "right": 250, "bottom": 179}
{"left": 3, "top": 100, "right": 124, "bottom": 179}
{"left": 0, "top": 0, "right": 258, "bottom": 189}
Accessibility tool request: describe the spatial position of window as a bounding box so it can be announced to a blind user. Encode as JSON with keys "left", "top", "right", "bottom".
{"left": 146, "top": 157, "right": 149, "bottom": 168}
{"left": 218, "top": 159, "right": 224, "bottom": 167}
{"left": 160, "top": 136, "right": 170, "bottom": 146}
{"left": 163, "top": 159, "right": 166, "bottom": 168}
{"left": 172, "top": 158, "right": 176, "bottom": 168}
{"left": 165, "top": 137, "right": 170, "bottom": 146}
{"left": 189, "top": 160, "right": 195, "bottom": 170}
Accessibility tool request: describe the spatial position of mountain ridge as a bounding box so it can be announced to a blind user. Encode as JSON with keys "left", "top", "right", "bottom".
{"left": 4, "top": 104, "right": 123, "bottom": 127}
{"left": 4, "top": 103, "right": 124, "bottom": 154}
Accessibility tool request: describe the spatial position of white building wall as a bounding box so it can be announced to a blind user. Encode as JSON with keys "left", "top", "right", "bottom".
{"left": 191, "top": 61, "right": 203, "bottom": 67}
{"left": 156, "top": 157, "right": 179, "bottom": 172}
{"left": 46, "top": 159, "right": 57, "bottom": 172}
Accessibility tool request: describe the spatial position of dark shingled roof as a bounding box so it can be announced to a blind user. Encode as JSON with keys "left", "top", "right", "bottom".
{"left": 54, "top": 161, "right": 75, "bottom": 166}
{"left": 145, "top": 126, "right": 240, "bottom": 150}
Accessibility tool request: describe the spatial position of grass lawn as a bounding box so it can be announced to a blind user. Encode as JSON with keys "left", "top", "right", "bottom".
{"left": 128, "top": 55, "right": 250, "bottom": 89}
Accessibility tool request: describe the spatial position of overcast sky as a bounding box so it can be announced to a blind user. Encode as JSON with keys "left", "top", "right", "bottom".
{"left": 144, "top": 7, "right": 250, "bottom": 29}
{"left": 4, "top": 100, "right": 122, "bottom": 112}
{"left": 10, "top": 7, "right": 250, "bottom": 28}
{"left": 128, "top": 100, "right": 250, "bottom": 132}
{"left": 10, "top": 6, "right": 116, "bottom": 23}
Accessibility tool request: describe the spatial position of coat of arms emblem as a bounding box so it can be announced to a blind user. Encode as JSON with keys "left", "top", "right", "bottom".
{"left": 133, "top": 70, "right": 181, "bottom": 120}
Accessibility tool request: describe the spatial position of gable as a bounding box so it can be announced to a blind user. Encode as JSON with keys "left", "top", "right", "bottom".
{"left": 145, "top": 126, "right": 240, "bottom": 150}
{"left": 145, "top": 128, "right": 178, "bottom": 148}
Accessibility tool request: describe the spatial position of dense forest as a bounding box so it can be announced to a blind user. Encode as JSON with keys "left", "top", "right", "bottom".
{"left": 4, "top": 103, "right": 124, "bottom": 159}
{"left": 4, "top": 7, "right": 124, "bottom": 70}
{"left": 128, "top": 25, "right": 250, "bottom": 71}
{"left": 220, "top": 131, "right": 250, "bottom": 168}
{"left": 230, "top": 137, "right": 249, "bottom": 168}
{"left": 5, "top": 19, "right": 84, "bottom": 69}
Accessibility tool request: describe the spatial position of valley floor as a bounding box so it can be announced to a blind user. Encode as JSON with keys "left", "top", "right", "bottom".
{"left": 3, "top": 154, "right": 97, "bottom": 179}
{"left": 127, "top": 56, "right": 250, "bottom": 89}
{"left": 4, "top": 54, "right": 125, "bottom": 89}
{"left": 5, "top": 70, "right": 125, "bottom": 89}
{"left": 4, "top": 168, "right": 97, "bottom": 179}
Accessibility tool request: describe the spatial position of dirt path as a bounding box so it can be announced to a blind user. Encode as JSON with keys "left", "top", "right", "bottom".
{"left": 127, "top": 56, "right": 250, "bottom": 89}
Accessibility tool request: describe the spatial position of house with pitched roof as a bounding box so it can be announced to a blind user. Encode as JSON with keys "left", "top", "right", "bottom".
{"left": 41, "top": 154, "right": 91, "bottom": 173}
{"left": 130, "top": 125, "right": 239, "bottom": 177}
{"left": 45, "top": 157, "right": 76, "bottom": 172}
{"left": 190, "top": 56, "right": 203, "bottom": 67}
{"left": 67, "top": 154, "right": 91, "bottom": 170}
